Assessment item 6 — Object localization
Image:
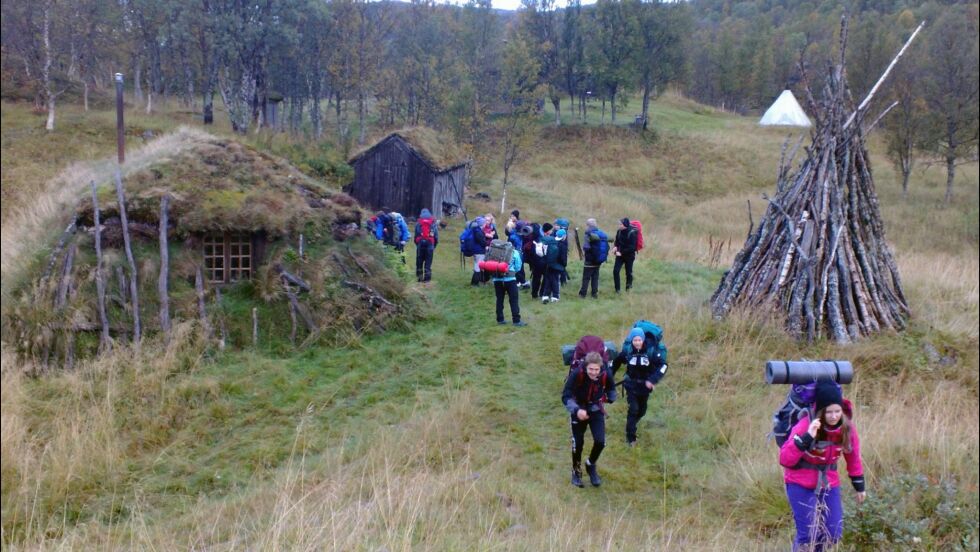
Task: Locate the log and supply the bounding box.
[114,169,141,343]
[341,280,397,310]
[54,243,76,310]
[346,245,372,276]
[91,181,111,353]
[330,252,353,277]
[158,194,171,340]
[41,216,77,286]
[274,264,311,292]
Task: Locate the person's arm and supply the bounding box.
[604,369,617,404]
[433,224,439,247]
[628,229,638,252]
[375,223,384,241]
[779,417,815,468]
[400,220,410,242]
[510,251,522,274]
[562,371,581,415]
[612,351,626,376]
[648,350,667,385]
[845,423,866,497]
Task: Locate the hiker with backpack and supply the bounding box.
[375,209,411,263]
[562,351,617,487]
[779,381,865,551]
[538,223,563,303]
[506,222,529,287]
[414,209,439,283]
[579,218,609,298]
[489,238,527,327]
[612,323,668,447]
[460,217,489,286]
[612,218,639,293]
[555,228,570,287]
[527,222,545,297]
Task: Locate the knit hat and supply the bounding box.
[628,328,645,343]
[419,208,432,219]
[621,217,631,227]
[556,228,567,239]
[542,222,554,233]
[813,381,843,413]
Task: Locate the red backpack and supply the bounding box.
[570,335,612,372]
[630,220,645,252]
[416,218,434,244]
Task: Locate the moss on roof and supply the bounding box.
[77,134,358,237]
[348,127,470,172]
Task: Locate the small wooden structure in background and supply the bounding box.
[347,128,470,218]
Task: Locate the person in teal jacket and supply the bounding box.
[493,248,527,327]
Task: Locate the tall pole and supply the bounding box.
[115,73,125,164]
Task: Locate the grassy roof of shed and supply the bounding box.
[349,127,470,172]
[77,133,358,237]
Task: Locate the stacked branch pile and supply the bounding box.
[711,18,917,343]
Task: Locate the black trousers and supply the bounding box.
[530,266,544,298]
[515,264,527,285]
[625,389,650,443]
[542,269,561,298]
[579,265,600,297]
[415,241,434,281]
[613,254,635,291]
[494,280,521,323]
[571,412,606,469]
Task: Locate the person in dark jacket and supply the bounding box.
[469,217,489,286]
[562,351,617,487]
[414,208,439,282]
[539,224,563,303]
[528,223,545,297]
[612,328,667,446]
[612,218,638,292]
[506,225,527,286]
[555,228,570,287]
[579,218,607,298]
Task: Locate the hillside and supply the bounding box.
[1,95,978,550]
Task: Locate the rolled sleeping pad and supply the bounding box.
[478,260,489,272]
[561,341,620,366]
[495,261,509,273]
[765,360,854,385]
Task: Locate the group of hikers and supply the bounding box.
[367,206,865,551]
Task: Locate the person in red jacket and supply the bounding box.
[779,382,866,551]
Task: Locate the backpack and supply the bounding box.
[562,335,618,370]
[621,320,668,365]
[383,216,400,245]
[630,220,644,252]
[416,218,434,245]
[486,239,514,264]
[770,381,850,447]
[459,222,480,256]
[534,240,548,258]
[589,229,609,264]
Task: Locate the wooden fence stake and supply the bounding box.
[195,266,212,340]
[114,169,141,344]
[252,307,258,348]
[91,181,111,352]
[158,194,171,341]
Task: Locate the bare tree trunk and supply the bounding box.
[134,62,143,102]
[83,80,90,112]
[158,194,171,340]
[91,181,111,352]
[42,4,56,131]
[357,92,367,145]
[115,170,141,343]
[641,77,652,131]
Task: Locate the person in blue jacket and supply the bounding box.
[492,246,527,327]
[375,209,410,263]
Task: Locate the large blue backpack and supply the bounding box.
[459,223,479,257]
[622,320,668,364]
[593,229,609,263]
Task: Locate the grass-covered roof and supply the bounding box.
[77,133,357,237]
[348,127,470,172]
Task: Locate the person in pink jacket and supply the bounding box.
[779,381,866,551]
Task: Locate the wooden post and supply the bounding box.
[91,181,111,352]
[215,287,227,351]
[54,243,76,310]
[195,266,212,339]
[41,217,77,285]
[251,308,258,348]
[114,169,141,343]
[298,234,304,258]
[158,194,171,340]
[573,227,584,260]
[289,298,298,346]
[115,73,125,164]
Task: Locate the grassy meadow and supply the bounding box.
[1,93,978,550]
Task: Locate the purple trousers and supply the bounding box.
[786,483,843,551]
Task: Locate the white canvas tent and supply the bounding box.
[759,90,812,127]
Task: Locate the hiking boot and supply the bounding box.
[497,320,507,325]
[585,461,601,487]
[550,297,560,303]
[541,295,551,303]
[627,440,637,449]
[578,292,587,298]
[513,321,527,327]
[571,469,585,488]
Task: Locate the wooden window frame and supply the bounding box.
[203,232,252,284]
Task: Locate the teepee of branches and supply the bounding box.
[711,17,922,343]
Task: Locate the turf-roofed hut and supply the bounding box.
[7,130,417,367]
[347,127,471,218]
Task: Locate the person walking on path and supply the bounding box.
[579,218,608,298]
[414,209,438,282]
[492,243,526,327]
[612,218,638,292]
[612,328,667,446]
[779,382,866,551]
[562,351,616,487]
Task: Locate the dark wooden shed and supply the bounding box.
[347,128,470,218]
